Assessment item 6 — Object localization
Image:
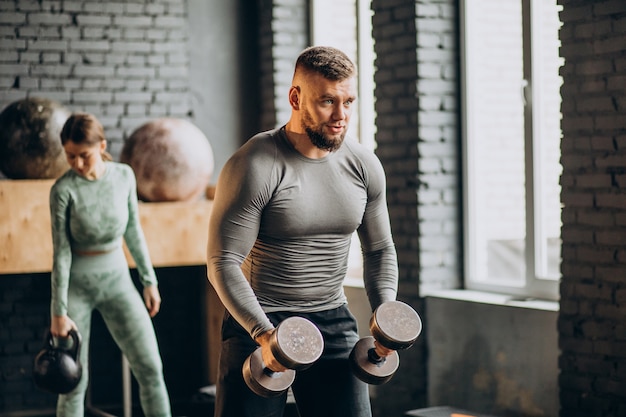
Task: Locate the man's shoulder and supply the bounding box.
[341,138,382,166]
[245,128,281,149]
[235,128,282,160]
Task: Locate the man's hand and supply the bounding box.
[373,339,394,358]
[254,329,287,372]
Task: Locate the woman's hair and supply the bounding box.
[294,45,356,81]
[60,113,112,161]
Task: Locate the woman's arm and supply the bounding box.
[122,166,158,288]
[49,182,77,336]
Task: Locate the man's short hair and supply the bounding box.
[294,46,356,81]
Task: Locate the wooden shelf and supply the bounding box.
[0,179,213,274]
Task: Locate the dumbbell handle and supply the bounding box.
[261,344,291,375]
[349,336,399,385]
[262,365,281,377]
[257,340,289,373]
[367,347,385,364]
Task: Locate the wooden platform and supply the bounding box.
[0,179,213,274]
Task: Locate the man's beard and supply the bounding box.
[302,109,345,152]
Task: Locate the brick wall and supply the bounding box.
[558,1,626,416]
[0,266,209,414]
[257,0,279,131]
[256,0,308,131]
[0,0,203,414]
[369,0,459,415]
[370,0,423,414]
[0,273,51,411]
[0,0,192,160]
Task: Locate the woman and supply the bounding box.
[49,113,171,417]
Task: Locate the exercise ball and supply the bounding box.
[0,97,71,179]
[121,118,214,202]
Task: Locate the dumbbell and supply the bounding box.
[349,300,422,385]
[242,316,324,397]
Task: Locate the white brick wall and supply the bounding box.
[0,0,192,162]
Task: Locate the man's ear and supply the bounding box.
[288,86,301,110]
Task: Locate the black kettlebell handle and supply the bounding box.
[46,328,82,360]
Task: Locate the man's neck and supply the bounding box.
[283,123,330,159]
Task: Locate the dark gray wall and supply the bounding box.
[187,0,260,178]
[427,293,559,416]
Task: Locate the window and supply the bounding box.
[309,0,376,151]
[461,0,563,301]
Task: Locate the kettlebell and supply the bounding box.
[33,329,83,394]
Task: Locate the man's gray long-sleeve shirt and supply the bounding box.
[207,127,398,340]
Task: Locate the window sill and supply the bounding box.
[422,289,559,312]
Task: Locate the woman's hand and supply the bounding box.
[51,315,77,338]
[143,285,162,317]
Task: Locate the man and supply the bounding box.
[207,45,398,417]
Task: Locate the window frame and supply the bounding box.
[309,0,376,151]
[460,0,561,301]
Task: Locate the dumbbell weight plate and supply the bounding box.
[349,336,399,385]
[370,300,422,351]
[272,316,324,370]
[243,348,296,397]
[243,316,324,397]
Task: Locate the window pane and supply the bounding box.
[533,0,563,280]
[310,0,360,140]
[464,0,562,299]
[466,0,526,286]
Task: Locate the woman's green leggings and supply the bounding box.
[56,248,171,417]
